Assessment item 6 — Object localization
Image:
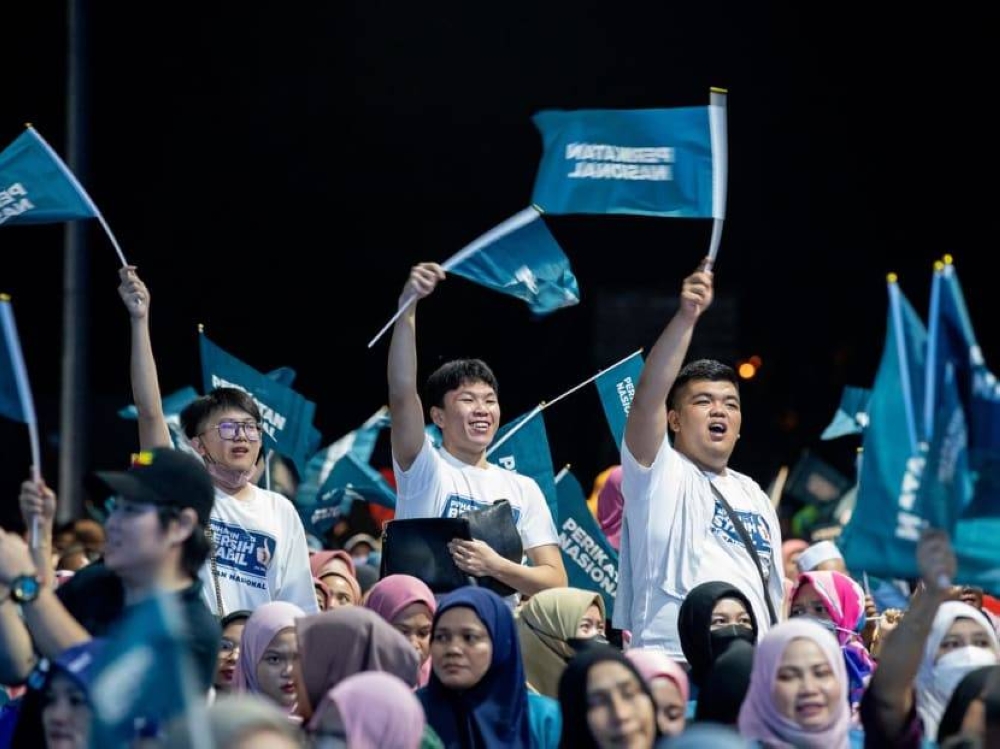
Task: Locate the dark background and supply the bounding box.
[1,4,995,531]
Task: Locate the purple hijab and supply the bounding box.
[737,617,849,749]
[310,671,426,749]
[365,574,437,687]
[233,601,305,711]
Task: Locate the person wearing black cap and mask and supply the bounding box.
[0,448,221,696]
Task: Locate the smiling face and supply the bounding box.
[431,606,493,690]
[255,628,300,708]
[667,380,741,473]
[192,407,262,473]
[431,380,500,464]
[772,638,840,730]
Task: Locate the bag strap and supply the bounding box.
[708,482,778,625]
[205,525,226,618]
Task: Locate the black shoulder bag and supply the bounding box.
[708,482,778,625]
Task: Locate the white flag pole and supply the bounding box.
[704,88,728,272]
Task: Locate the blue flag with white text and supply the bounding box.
[594,351,644,450]
[199,333,317,475]
[0,126,99,226]
[487,407,559,522]
[446,207,580,315]
[531,107,720,218]
[555,468,618,614]
[840,279,929,579]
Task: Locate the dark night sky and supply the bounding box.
[2,4,996,529]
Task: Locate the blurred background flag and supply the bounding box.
[820,386,871,440]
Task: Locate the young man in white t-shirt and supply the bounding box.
[613,258,783,659]
[117,266,318,617]
[387,262,567,600]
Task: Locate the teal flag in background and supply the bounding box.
[487,407,559,523]
[555,468,618,614]
[89,594,210,748]
[446,207,580,316]
[0,126,99,226]
[199,333,317,476]
[117,386,199,423]
[820,386,871,440]
[531,107,718,218]
[841,278,929,580]
[0,298,34,424]
[594,350,644,450]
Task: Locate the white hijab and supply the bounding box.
[914,601,999,739]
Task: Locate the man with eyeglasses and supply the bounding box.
[116,266,318,617]
[0,448,222,701]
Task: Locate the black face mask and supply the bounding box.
[567,634,611,656]
[709,625,755,660]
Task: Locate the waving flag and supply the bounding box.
[0,125,128,264]
[555,467,618,613]
[821,386,871,441]
[840,276,928,579]
[594,349,644,450]
[367,207,579,347]
[486,405,559,522]
[199,332,317,475]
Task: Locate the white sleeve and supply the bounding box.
[517,478,559,550]
[275,501,321,614]
[392,434,444,520]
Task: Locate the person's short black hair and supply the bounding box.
[220,609,253,629]
[424,359,499,411]
[180,387,262,440]
[667,358,739,410]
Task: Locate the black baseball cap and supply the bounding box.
[90,447,215,526]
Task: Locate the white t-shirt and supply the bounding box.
[200,484,320,616]
[393,435,560,602]
[612,434,783,659]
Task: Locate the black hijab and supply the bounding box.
[938,664,1000,745]
[677,581,757,687]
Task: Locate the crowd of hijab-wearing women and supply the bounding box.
[12,522,1000,749]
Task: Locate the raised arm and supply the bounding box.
[623,259,714,466]
[118,266,171,450]
[387,262,446,470]
[863,529,956,740]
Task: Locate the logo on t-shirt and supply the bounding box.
[209,519,276,579]
[709,503,773,579]
[442,494,522,525]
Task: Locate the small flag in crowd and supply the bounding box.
[594,349,644,450]
[0,124,128,265]
[487,405,559,524]
[820,386,871,440]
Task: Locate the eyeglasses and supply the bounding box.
[219,638,240,655]
[202,420,263,442]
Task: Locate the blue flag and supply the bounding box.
[89,593,210,748]
[594,350,644,450]
[932,260,1000,517]
[322,452,397,510]
[199,333,317,475]
[531,106,723,218]
[0,297,35,424]
[0,126,99,226]
[487,406,559,523]
[445,207,580,316]
[840,278,929,579]
[820,386,871,440]
[117,386,199,423]
[555,468,618,614]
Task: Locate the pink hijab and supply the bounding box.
[625,647,690,703]
[309,671,425,749]
[596,465,623,550]
[791,570,866,645]
[738,618,849,749]
[365,574,437,687]
[233,601,306,713]
[310,549,357,580]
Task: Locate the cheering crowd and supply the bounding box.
[0,257,997,748]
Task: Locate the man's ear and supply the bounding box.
[430,405,445,429]
[169,508,198,544]
[667,409,681,434]
[190,436,207,457]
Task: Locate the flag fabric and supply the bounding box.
[932,260,1000,517]
[446,207,580,315]
[820,386,871,440]
[594,350,644,450]
[554,468,618,614]
[840,278,929,579]
[89,593,210,748]
[199,332,317,475]
[321,452,397,510]
[0,126,99,227]
[530,106,721,218]
[0,297,36,425]
[486,407,559,523]
[117,386,199,424]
